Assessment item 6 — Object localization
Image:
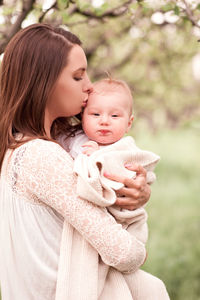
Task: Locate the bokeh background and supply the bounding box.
[0,1,200,299]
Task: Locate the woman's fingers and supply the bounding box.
[115,191,149,208]
[125,163,147,177]
[115,183,151,209]
[104,163,151,210]
[115,197,140,207]
[117,186,141,198]
[104,163,147,188]
[103,172,127,184]
[104,172,145,190]
[115,197,143,210]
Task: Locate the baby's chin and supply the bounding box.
[96,138,120,146]
[86,131,122,146]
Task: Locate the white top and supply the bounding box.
[58,130,89,158]
[0,139,146,300]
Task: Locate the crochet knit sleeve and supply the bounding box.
[13,139,146,273]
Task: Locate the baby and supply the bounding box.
[68,77,160,236]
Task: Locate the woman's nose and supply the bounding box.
[83,74,93,94]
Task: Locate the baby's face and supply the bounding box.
[82,91,133,145]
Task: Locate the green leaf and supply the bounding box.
[77,2,91,11]
[130,3,139,10]
[142,6,150,14]
[161,4,174,12]
[182,16,190,23]
[2,6,14,16]
[61,11,70,23]
[197,4,200,10]
[57,0,69,10]
[137,2,150,14]
[174,6,180,16]
[99,2,110,12]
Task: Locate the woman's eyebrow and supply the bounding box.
[73,67,86,73]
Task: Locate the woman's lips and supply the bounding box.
[82,100,88,108]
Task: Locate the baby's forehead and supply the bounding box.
[93,81,126,94]
[87,92,132,115]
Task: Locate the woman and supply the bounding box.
[0,24,168,300]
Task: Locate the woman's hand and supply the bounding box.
[104,164,151,210]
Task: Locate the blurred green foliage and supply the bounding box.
[132,126,200,300]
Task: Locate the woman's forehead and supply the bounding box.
[68,45,87,71]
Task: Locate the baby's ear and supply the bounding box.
[126,114,134,132]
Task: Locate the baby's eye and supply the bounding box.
[112,114,118,117]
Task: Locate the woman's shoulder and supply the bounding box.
[27,138,64,148]
[14,138,73,164]
[17,137,64,150]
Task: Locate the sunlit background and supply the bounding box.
[0,1,200,299]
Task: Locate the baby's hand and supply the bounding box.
[82,141,99,156]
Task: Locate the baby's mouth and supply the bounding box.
[99,130,110,135]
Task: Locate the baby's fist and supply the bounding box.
[81,141,99,156]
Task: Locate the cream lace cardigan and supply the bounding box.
[0,139,147,300]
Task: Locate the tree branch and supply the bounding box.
[0,0,36,54]
[38,1,57,23]
[84,21,133,67]
[91,45,136,80]
[72,0,135,19]
[181,0,200,28]
[85,37,109,61]
[9,0,36,36]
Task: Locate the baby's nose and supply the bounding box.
[100,115,109,125]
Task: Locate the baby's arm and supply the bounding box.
[81,141,99,156]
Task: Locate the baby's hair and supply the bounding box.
[93,74,133,115]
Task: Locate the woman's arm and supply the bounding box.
[18,139,146,273]
[104,164,151,210]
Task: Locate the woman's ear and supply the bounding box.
[126,114,134,132]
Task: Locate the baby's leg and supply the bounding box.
[124,269,170,300]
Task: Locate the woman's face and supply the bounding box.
[45,45,93,128]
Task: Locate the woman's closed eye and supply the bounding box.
[93,113,100,116]
[73,69,85,81]
[74,77,83,81]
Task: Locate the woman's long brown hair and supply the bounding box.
[0,23,82,172]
